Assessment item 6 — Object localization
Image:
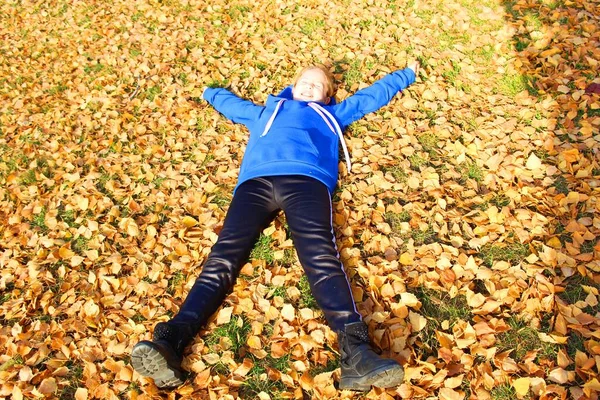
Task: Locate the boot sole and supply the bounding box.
[131,341,185,388]
[339,363,404,391]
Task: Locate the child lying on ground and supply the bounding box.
[132,60,420,391]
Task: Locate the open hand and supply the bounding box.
[407,60,420,77]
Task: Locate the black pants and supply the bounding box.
[170,175,362,332]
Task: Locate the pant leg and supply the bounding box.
[275,175,362,332]
[170,178,279,331]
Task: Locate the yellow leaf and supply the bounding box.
[70,256,84,267]
[281,303,295,321]
[513,377,530,397]
[59,245,75,259]
[38,377,57,394]
[548,368,569,384]
[119,217,139,237]
[408,311,427,332]
[400,252,413,265]
[399,292,420,307]
[247,335,262,349]
[216,307,233,325]
[546,237,562,248]
[583,379,600,396]
[181,216,198,228]
[561,148,580,163]
[407,176,420,189]
[438,387,464,400]
[444,374,464,389]
[402,97,418,110]
[525,153,542,170]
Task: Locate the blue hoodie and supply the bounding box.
[203,67,416,194]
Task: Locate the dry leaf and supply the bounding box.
[2,0,599,398]
[513,377,531,397]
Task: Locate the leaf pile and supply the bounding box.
[1,0,599,399]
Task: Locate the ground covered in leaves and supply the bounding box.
[1,0,600,399]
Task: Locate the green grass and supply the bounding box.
[0,289,11,305]
[84,63,104,75]
[459,162,484,183]
[206,79,229,88]
[239,372,286,400]
[308,354,339,376]
[565,331,586,360]
[408,153,429,171]
[439,31,470,50]
[47,83,68,95]
[95,172,113,194]
[477,45,495,61]
[414,8,434,24]
[343,59,362,89]
[131,313,146,324]
[0,355,24,372]
[228,5,251,20]
[144,85,161,101]
[442,60,461,86]
[411,225,437,246]
[266,284,288,301]
[497,73,538,97]
[57,207,77,228]
[384,210,411,234]
[300,18,324,36]
[523,12,543,30]
[383,165,408,183]
[209,191,230,208]
[490,193,511,208]
[20,168,37,185]
[411,287,470,357]
[31,207,48,233]
[559,274,600,315]
[478,242,530,267]
[58,360,84,399]
[417,132,439,154]
[580,239,596,254]
[490,383,519,400]
[297,275,318,309]
[250,233,275,263]
[71,236,89,255]
[129,47,142,57]
[552,175,569,195]
[496,316,557,362]
[279,248,297,266]
[587,106,600,118]
[205,315,252,357]
[553,222,573,246]
[167,271,186,296]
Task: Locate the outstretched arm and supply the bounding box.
[333,61,419,127]
[203,87,265,126]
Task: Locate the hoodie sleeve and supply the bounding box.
[332,68,416,127]
[203,87,265,126]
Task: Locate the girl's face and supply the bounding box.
[292,68,330,104]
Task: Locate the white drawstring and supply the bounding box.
[259,99,352,173]
[260,99,286,137]
[308,102,352,173]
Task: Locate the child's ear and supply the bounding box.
[324,97,331,105]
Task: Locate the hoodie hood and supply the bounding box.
[259,86,351,173]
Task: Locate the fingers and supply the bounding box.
[407,60,420,77]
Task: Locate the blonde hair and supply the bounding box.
[294,64,336,98]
